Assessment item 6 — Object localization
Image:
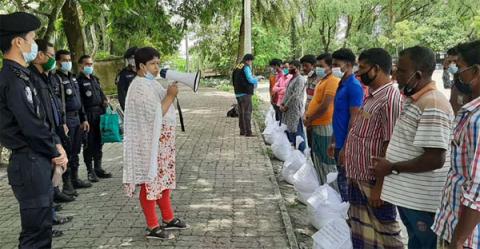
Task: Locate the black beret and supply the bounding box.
[0,12,41,37]
[124,46,138,59]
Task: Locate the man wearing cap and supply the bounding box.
[116,46,137,111]
[0,12,68,248]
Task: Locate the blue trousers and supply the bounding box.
[334,149,349,202]
[397,206,437,249]
[286,118,306,152]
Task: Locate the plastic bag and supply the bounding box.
[281,150,306,185]
[293,158,320,204]
[264,106,275,127]
[271,132,293,161]
[100,106,123,143]
[307,173,349,230]
[263,121,279,144]
[312,219,353,249]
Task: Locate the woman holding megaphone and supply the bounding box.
[122,47,188,240]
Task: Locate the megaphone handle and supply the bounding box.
[176,97,186,132]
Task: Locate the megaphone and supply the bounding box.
[160,69,200,92]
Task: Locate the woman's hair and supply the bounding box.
[134,47,160,69]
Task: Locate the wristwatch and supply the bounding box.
[391,163,400,175]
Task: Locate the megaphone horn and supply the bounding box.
[160,69,200,92]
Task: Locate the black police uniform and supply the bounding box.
[0,60,59,248]
[115,67,136,110]
[53,70,90,188]
[77,72,112,179]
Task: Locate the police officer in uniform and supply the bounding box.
[0,12,68,248]
[116,46,137,111]
[77,55,112,182]
[54,50,92,190]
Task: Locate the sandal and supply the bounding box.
[53,215,73,225]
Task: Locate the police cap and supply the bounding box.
[0,12,41,37]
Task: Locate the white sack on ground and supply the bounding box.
[281,149,306,185]
[293,157,320,204]
[312,218,353,249]
[271,131,293,161]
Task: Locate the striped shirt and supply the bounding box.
[381,82,454,213]
[344,83,403,181]
[432,97,480,248]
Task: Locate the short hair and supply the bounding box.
[456,40,480,67]
[242,54,254,62]
[269,59,282,67]
[300,54,316,65]
[134,47,160,69]
[358,48,392,74]
[124,46,138,59]
[332,48,356,65]
[290,60,301,69]
[0,32,27,53]
[78,55,91,64]
[399,46,436,76]
[55,50,71,60]
[35,39,53,53]
[316,53,332,66]
[447,46,459,56]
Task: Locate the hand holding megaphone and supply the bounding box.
[167,82,179,97]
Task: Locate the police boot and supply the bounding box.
[71,166,92,189]
[54,187,75,203]
[94,157,112,179]
[62,170,78,196]
[86,160,99,182]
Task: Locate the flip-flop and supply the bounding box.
[53,215,73,225]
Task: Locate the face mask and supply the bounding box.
[283,68,289,75]
[42,56,56,71]
[128,58,135,67]
[61,61,72,72]
[145,71,156,80]
[360,67,376,86]
[315,67,326,78]
[22,40,38,63]
[83,66,94,75]
[332,67,344,78]
[448,64,458,75]
[399,73,417,96]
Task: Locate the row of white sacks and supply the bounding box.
[262,107,353,249]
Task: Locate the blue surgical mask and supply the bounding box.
[145,71,156,80]
[283,68,289,75]
[315,67,326,78]
[448,64,458,74]
[22,41,38,63]
[332,67,344,78]
[61,61,72,72]
[83,66,94,75]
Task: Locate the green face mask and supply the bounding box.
[42,57,56,71]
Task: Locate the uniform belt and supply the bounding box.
[12,147,30,153]
[66,111,79,117]
[86,106,103,112]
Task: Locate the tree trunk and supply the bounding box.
[62,0,86,72]
[343,15,353,48]
[290,17,299,58]
[99,15,109,52]
[89,24,98,57]
[236,1,246,64]
[43,0,66,42]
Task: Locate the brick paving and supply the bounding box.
[0,86,295,249]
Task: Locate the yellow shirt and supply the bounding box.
[306,74,340,126]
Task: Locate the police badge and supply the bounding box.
[86,90,92,97]
[66,88,73,95]
[25,86,33,104]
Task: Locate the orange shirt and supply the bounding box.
[306,74,340,126]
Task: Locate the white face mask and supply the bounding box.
[332,67,344,78]
[21,40,38,63]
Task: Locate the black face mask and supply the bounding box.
[399,73,417,97]
[455,76,473,95]
[360,67,376,86]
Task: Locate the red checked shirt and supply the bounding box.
[433,97,480,248]
[344,83,403,181]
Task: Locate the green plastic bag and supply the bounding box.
[100,106,123,143]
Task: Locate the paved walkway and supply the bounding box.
[0,86,294,249]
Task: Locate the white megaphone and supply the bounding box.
[160,69,200,92]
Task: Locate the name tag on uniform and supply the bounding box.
[83,82,91,86]
[62,80,70,85]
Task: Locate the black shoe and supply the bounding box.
[95,168,112,178]
[88,171,99,182]
[53,215,73,226]
[53,203,63,212]
[162,218,189,230]
[54,189,75,203]
[52,229,63,238]
[145,227,175,240]
[245,133,256,137]
[62,180,78,196]
[72,178,92,188]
